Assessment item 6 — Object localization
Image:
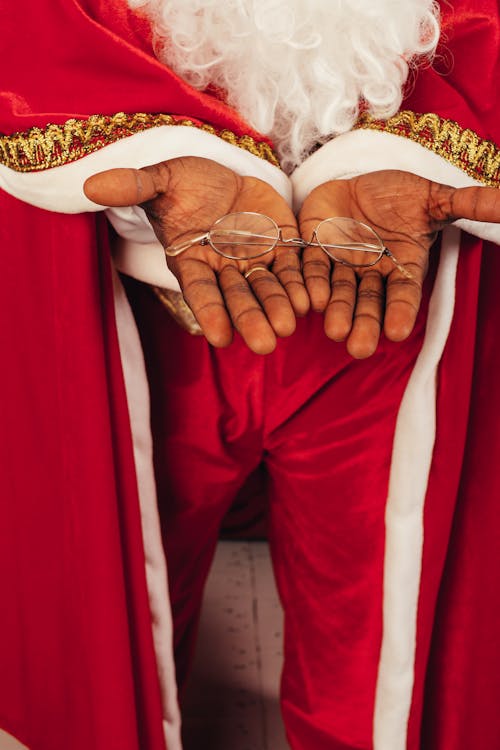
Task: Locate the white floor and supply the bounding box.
[0,732,27,750]
[182,541,289,750]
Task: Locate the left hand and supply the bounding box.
[85,157,309,354]
[299,170,500,358]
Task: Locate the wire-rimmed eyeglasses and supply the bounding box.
[165,211,413,278]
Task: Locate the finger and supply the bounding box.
[324,264,357,341]
[172,257,234,348]
[431,182,500,225]
[384,266,424,342]
[84,164,169,206]
[244,265,296,338]
[272,249,310,317]
[302,246,332,311]
[346,269,385,358]
[218,265,277,354]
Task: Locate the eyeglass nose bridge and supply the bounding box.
[279,236,307,247]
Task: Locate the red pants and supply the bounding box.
[124,242,500,750]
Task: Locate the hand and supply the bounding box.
[84,156,309,354]
[299,170,500,358]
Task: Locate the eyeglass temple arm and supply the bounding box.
[382,247,414,279]
[165,232,209,257]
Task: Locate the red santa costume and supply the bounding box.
[1,1,500,749]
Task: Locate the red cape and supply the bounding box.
[1,1,500,749]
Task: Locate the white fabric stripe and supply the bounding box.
[112,269,183,750]
[373,225,461,749]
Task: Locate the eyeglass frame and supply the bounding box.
[164,211,413,278]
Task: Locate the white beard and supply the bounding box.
[127,0,439,171]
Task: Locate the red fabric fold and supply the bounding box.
[403,1,500,141]
[0,0,263,140]
[0,199,167,750]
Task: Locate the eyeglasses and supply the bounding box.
[165,211,412,278]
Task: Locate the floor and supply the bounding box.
[0,731,27,750]
[0,541,288,750]
[182,541,288,750]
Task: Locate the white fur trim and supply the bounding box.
[373,225,460,749]
[291,129,500,244]
[112,234,182,291]
[112,269,182,750]
[0,125,289,213]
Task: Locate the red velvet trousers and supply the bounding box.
[125,262,470,750]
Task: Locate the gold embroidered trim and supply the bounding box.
[152,286,203,336]
[355,111,500,187]
[0,112,280,172]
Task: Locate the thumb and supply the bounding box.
[84,166,164,207]
[433,183,500,226]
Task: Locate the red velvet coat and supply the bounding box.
[1,2,499,749]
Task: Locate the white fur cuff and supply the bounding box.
[291,129,500,245]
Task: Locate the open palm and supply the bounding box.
[299,170,500,357]
[85,156,308,354]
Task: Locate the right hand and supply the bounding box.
[299,170,500,358]
[85,156,309,354]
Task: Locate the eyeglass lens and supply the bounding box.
[315,217,384,266]
[209,212,280,260]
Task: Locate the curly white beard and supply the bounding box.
[127,0,439,171]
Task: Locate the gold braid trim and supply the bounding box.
[0,112,280,172]
[355,111,500,188]
[151,286,203,336]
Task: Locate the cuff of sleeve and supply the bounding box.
[291,123,500,245]
[0,121,290,290]
[0,122,289,212]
